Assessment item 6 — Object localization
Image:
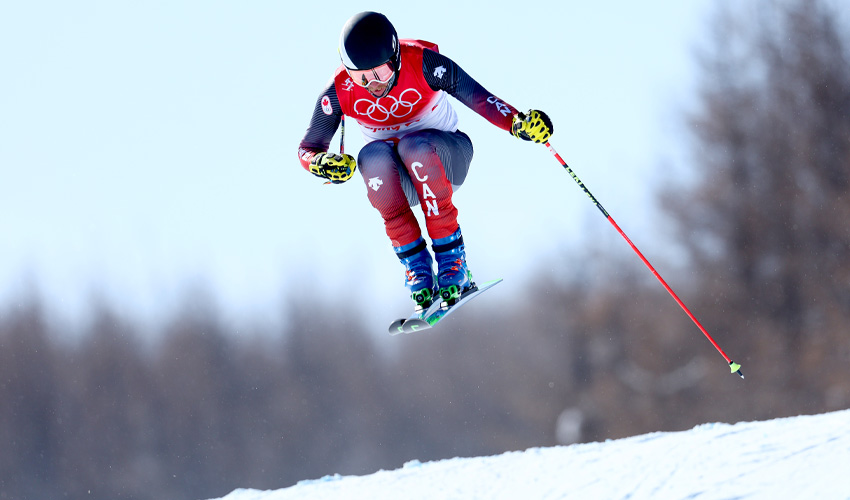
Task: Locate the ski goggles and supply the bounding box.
[346,62,395,93]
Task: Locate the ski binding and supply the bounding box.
[388,278,502,336]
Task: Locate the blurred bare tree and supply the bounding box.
[1,1,848,499]
[662,0,850,414]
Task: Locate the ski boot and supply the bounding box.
[433,227,474,305]
[394,237,437,311]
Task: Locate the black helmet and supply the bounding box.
[339,12,399,70]
[339,12,400,97]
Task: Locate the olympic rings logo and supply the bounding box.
[353,89,422,122]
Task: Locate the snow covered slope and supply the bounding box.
[212,409,850,500]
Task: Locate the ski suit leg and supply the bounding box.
[358,139,422,247]
[396,129,473,240]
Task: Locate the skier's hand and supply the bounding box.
[511,110,553,143]
[309,152,357,184]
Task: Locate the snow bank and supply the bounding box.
[211,409,850,500]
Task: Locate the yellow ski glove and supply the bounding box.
[511,110,554,143]
[309,153,357,184]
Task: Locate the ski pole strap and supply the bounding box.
[394,239,428,260]
[432,236,463,254]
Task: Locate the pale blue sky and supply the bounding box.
[0,1,714,331]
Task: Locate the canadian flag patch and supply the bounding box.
[321,95,332,115]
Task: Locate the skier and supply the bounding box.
[297,11,553,311]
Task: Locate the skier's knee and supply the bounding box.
[358,140,396,172]
[397,131,439,160]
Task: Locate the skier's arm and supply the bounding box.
[297,79,357,183]
[422,49,553,143]
[421,49,519,132]
[298,79,343,171]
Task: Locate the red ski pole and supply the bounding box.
[545,142,743,378]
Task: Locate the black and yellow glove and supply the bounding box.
[511,110,554,143]
[309,153,357,184]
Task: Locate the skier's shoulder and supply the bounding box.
[400,39,448,79]
[399,39,439,54]
[331,65,354,92]
[332,64,348,83]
